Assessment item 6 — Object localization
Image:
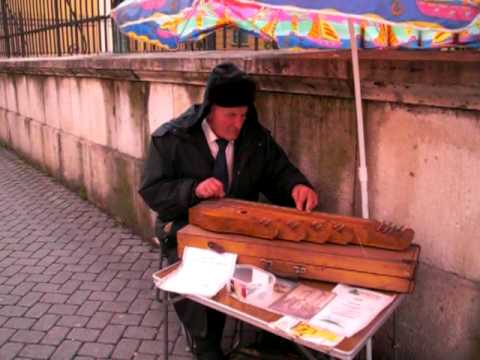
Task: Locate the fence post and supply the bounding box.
[19,12,25,57]
[1,0,10,57]
[53,0,62,56]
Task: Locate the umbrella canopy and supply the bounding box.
[111,0,480,49]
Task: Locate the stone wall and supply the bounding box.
[0,50,478,359]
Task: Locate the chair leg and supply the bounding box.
[156,243,164,303]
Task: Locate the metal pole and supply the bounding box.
[163,288,169,360]
[348,19,369,220]
[1,0,10,57]
[366,338,373,360]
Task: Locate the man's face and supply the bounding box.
[207,105,248,141]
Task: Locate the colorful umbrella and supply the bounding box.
[111,0,480,49]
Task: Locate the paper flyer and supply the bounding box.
[309,284,394,338]
[155,246,237,298]
[272,315,344,347]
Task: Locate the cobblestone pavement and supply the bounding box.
[0,147,194,360]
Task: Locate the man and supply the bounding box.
[139,63,318,360]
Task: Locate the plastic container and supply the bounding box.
[229,264,276,305]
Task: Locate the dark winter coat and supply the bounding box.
[138,102,312,249]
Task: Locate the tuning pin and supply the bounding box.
[391,224,401,232]
[288,221,299,230]
[311,221,323,231]
[387,222,396,233]
[383,222,391,233]
[381,222,391,233]
[259,218,271,226]
[376,222,385,232]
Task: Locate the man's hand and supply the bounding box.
[291,184,318,212]
[195,177,226,199]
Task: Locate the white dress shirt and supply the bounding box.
[201,119,234,189]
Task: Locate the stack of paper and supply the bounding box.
[155,246,237,298]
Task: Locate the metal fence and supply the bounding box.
[0,0,274,58]
[0,0,114,57]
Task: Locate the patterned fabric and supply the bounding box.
[111,0,480,49]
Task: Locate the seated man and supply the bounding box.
[139,62,318,360]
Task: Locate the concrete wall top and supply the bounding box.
[1,50,478,111]
[0,50,478,81]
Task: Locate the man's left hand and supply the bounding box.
[291,185,318,212]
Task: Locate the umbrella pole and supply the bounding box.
[348,19,370,220]
[348,18,373,360]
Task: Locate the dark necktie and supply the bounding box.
[213,139,229,193]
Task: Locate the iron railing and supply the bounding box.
[0,0,115,57]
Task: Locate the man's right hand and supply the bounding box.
[195,177,226,199]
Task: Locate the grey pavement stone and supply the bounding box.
[41,326,70,346]
[48,304,79,315]
[28,274,52,283]
[0,294,21,305]
[40,292,69,304]
[10,329,45,344]
[129,298,152,315]
[116,287,140,303]
[11,282,36,296]
[3,317,36,330]
[5,273,29,286]
[18,343,55,359]
[76,300,102,316]
[78,342,114,358]
[0,284,15,294]
[80,281,107,291]
[0,305,28,317]
[112,338,140,359]
[124,326,157,340]
[132,354,157,360]
[0,328,16,345]
[138,339,173,356]
[32,314,60,331]
[141,310,164,327]
[57,279,82,294]
[88,290,117,301]
[0,342,24,360]
[0,316,8,328]
[111,313,143,326]
[86,312,113,329]
[24,303,51,318]
[98,324,126,344]
[66,289,91,305]
[105,278,128,292]
[50,340,82,360]
[68,328,101,342]
[99,300,130,313]
[56,315,89,328]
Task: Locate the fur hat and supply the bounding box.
[205,63,256,107]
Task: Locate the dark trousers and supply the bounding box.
[165,247,226,354]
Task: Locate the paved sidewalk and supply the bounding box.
[0,147,194,360]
